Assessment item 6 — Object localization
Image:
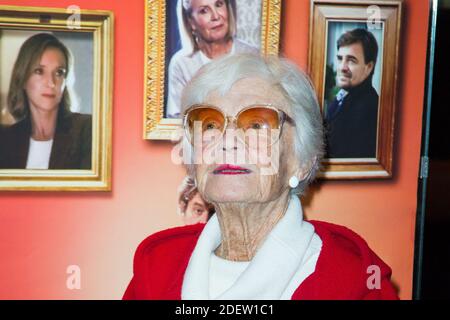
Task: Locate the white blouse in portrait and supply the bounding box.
[26,138,53,169]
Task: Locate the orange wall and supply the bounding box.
[0,0,429,299]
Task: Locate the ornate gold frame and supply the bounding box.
[309,0,403,179]
[0,5,114,191]
[143,0,282,140]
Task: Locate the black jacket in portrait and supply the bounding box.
[0,111,92,169]
[325,77,379,158]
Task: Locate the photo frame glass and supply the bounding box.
[308,0,402,179]
[323,21,384,159]
[144,0,282,139]
[0,6,113,191]
[1,29,94,127]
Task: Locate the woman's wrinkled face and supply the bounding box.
[188,0,229,43]
[193,78,301,205]
[25,48,67,114]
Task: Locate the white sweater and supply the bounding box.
[182,196,323,300]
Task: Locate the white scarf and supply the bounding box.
[182,195,322,300]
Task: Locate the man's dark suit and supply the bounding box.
[325,77,379,158]
[0,111,92,169]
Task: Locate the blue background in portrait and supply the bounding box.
[164,0,182,118]
[54,31,94,115]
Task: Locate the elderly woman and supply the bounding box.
[0,33,91,170]
[166,0,257,118]
[178,176,215,225]
[124,54,398,300]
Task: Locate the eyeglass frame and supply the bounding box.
[182,103,296,146]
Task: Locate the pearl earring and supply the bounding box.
[289,176,299,188]
[192,31,199,43]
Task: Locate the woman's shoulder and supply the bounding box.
[68,112,92,123]
[169,50,200,68]
[309,220,381,262]
[0,118,29,137]
[60,112,92,132]
[308,219,395,285]
[133,224,205,261]
[309,220,395,286]
[296,220,398,299]
[234,38,259,54]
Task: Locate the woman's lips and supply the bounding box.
[42,93,56,98]
[211,24,224,30]
[213,164,252,175]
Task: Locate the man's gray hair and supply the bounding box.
[180,53,325,195]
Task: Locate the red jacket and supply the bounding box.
[123,220,399,300]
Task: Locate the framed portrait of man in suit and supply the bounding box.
[0,5,113,191]
[309,0,403,179]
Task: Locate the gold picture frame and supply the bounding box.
[309,0,402,179]
[0,5,114,191]
[143,0,282,140]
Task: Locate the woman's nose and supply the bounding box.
[221,131,238,151]
[210,8,219,20]
[221,122,244,151]
[45,75,56,88]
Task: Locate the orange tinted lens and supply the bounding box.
[186,107,225,137]
[237,107,280,131]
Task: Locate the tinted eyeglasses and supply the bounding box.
[183,104,295,146]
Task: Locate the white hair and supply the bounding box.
[180,53,325,195]
[182,0,191,10]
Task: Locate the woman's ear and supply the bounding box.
[178,201,187,215]
[188,17,197,32]
[295,156,319,183]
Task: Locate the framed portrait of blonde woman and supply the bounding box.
[0,5,113,191]
[308,0,403,179]
[144,0,282,140]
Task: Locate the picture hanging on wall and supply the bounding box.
[309,0,403,179]
[0,5,114,191]
[143,0,282,140]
